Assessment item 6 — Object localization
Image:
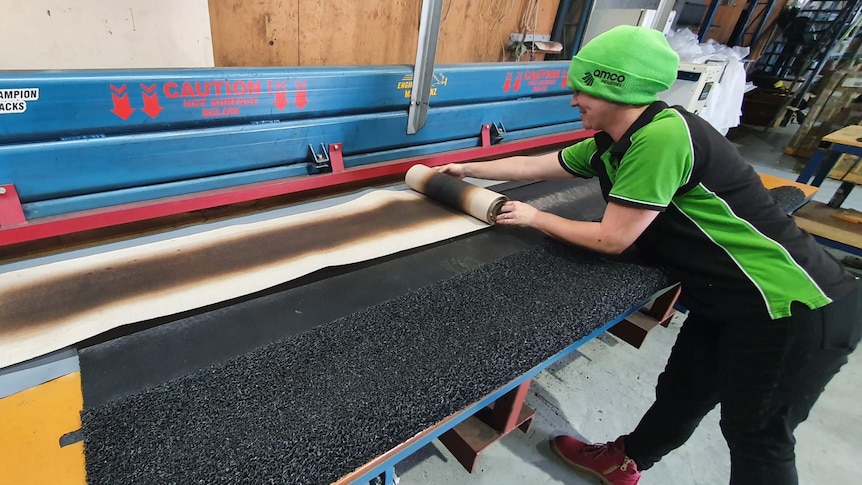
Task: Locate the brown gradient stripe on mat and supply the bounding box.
[1,182,503,369]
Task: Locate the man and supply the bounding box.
[437,25,862,485]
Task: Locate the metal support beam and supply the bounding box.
[751,0,780,48]
[654,0,675,34]
[698,0,721,42]
[573,0,596,55]
[729,0,762,46]
[407,0,444,135]
[551,0,575,56]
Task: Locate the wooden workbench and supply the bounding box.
[794,200,862,255]
[797,125,862,192]
[821,125,862,146]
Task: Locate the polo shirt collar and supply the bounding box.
[594,101,668,157]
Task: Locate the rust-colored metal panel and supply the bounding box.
[439,380,535,472]
[610,284,680,348]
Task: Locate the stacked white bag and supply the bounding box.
[666,28,754,136]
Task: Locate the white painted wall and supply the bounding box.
[0,1,214,69]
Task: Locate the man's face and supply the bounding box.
[570,91,615,131]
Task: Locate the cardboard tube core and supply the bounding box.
[405,165,508,224]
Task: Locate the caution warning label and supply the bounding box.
[0,88,40,114]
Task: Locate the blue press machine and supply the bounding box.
[0,62,602,485]
[0,62,587,246]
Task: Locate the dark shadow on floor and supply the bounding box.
[727,124,807,172]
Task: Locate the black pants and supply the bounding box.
[625,280,862,485]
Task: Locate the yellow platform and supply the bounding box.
[0,373,86,485]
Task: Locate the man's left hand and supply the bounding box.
[496,200,539,227]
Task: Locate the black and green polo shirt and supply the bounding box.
[559,101,856,320]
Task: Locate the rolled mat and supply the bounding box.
[405,164,507,224]
[0,168,502,369]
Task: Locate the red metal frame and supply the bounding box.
[480,124,492,147]
[0,185,26,228]
[329,143,345,173]
[0,129,594,247]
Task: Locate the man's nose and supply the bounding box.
[570,93,579,107]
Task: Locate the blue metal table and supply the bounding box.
[796,124,862,200]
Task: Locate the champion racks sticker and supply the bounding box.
[0,88,39,115]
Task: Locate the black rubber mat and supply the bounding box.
[769,185,807,214]
[78,179,606,408]
[79,179,672,483]
[81,239,671,484]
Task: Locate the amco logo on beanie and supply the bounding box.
[593,69,626,87]
[568,26,679,105]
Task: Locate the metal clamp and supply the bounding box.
[490,122,506,143]
[306,143,332,175]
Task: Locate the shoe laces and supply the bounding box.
[584,441,634,474]
[619,456,634,472]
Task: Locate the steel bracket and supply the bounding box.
[306,143,330,174]
[480,122,507,147]
[306,143,345,175]
[491,122,506,143]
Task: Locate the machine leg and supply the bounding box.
[797,149,826,184]
[439,380,534,473]
[644,284,682,327]
[369,467,398,485]
[609,284,681,348]
[812,150,841,187]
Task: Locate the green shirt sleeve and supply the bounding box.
[609,117,694,211]
[559,138,599,178]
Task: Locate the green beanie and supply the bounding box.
[568,26,679,105]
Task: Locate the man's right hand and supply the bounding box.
[434,163,467,179]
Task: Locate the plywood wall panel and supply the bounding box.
[438,0,512,63]
[209,0,300,66]
[437,0,560,63]
[209,0,559,66]
[298,0,422,65]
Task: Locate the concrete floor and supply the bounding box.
[395,124,862,484]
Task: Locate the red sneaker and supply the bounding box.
[550,435,641,485]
